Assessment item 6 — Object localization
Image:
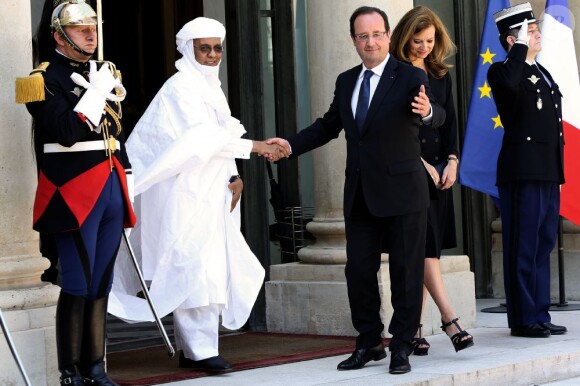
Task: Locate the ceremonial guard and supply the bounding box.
[488,2,567,338]
[16,1,135,385]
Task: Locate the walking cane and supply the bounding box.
[0,308,32,386]
[122,231,175,357]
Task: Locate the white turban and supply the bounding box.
[176,17,226,54]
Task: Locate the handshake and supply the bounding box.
[252,138,291,162]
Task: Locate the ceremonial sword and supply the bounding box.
[0,307,32,386]
[95,0,174,357]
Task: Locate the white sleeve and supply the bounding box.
[218,137,253,159]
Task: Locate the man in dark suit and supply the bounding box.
[488,2,567,338]
[267,6,445,374]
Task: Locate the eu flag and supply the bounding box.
[459,0,510,198]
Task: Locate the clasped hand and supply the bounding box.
[422,158,457,190]
[252,140,290,161]
[264,138,291,162]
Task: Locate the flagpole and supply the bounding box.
[550,216,580,311]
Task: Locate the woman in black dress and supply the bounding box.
[390,5,473,355]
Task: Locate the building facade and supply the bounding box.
[1,0,579,384]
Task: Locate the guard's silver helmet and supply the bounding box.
[51,0,97,28]
[51,0,97,56]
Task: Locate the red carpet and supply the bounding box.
[108,332,389,385]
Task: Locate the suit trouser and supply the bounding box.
[499,181,559,328]
[174,304,220,360]
[345,189,426,353]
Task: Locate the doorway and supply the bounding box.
[101,0,203,134]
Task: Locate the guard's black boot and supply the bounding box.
[56,292,86,386]
[81,296,119,386]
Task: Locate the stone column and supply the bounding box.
[0,1,60,385]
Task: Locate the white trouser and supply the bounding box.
[173,304,220,360]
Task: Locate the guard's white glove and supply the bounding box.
[71,61,126,126]
[516,18,529,45]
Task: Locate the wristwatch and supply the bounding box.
[229,175,241,183]
[447,156,459,165]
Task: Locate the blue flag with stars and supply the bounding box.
[459,0,510,198]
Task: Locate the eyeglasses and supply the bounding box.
[354,31,387,42]
[193,44,224,54]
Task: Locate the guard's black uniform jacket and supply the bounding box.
[26,52,136,233]
[488,43,565,186]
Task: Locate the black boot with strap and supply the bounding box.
[81,296,119,386]
[56,292,86,386]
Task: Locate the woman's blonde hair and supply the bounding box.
[390,6,457,79]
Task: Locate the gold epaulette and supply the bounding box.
[15,62,50,104]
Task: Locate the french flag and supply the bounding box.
[537,0,580,226]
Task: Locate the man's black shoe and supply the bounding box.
[389,350,411,374]
[510,323,550,338]
[540,322,567,335]
[179,352,232,372]
[336,342,386,370]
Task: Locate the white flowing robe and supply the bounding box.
[109,67,265,330]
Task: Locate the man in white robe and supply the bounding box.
[108,17,285,372]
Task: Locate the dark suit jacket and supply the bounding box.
[288,57,445,218]
[488,43,565,186]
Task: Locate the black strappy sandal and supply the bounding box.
[441,317,474,352]
[411,324,430,356]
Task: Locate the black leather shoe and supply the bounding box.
[337,342,386,370]
[540,322,567,335]
[389,350,411,374]
[179,352,232,372]
[511,323,550,338]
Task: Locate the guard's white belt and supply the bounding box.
[43,140,120,153]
